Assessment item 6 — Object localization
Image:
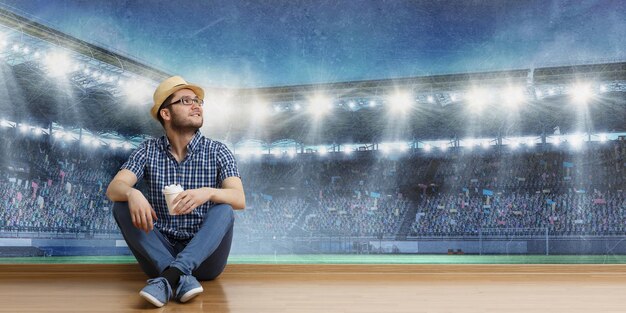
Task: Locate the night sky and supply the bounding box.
[0,0,624,88]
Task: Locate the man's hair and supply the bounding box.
[157,93,176,127]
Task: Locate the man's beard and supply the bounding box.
[170,110,203,132]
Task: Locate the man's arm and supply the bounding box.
[106,169,138,202]
[172,177,246,215]
[106,169,157,233]
[210,176,246,210]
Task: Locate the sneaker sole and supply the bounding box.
[179,286,204,303]
[139,290,166,307]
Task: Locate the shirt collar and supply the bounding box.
[187,130,203,153]
[158,130,203,153]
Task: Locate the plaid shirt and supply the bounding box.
[121,130,240,241]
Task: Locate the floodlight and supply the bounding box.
[369,100,376,107]
[319,147,328,155]
[571,83,593,104]
[427,96,434,103]
[569,134,584,149]
[388,91,412,112]
[424,144,431,152]
[308,95,332,117]
[44,51,73,77]
[503,86,525,107]
[466,88,489,111]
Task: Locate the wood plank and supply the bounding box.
[0,264,625,312]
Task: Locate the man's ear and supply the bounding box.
[160,108,171,122]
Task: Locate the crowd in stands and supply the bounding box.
[0,125,624,239]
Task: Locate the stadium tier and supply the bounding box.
[1,124,624,240]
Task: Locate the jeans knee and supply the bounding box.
[212,204,234,225]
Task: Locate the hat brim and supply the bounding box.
[151,84,205,120]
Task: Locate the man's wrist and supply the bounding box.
[203,187,213,202]
[125,188,136,199]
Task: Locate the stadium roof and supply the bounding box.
[0,8,624,147]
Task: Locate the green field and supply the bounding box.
[2,254,626,264]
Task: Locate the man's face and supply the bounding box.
[166,88,203,131]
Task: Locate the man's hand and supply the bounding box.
[127,188,157,233]
[173,188,212,215]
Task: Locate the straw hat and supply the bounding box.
[151,76,204,120]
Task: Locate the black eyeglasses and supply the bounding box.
[167,96,204,107]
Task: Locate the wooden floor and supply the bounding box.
[1,263,626,312]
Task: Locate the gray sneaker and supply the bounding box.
[139,277,172,307]
[175,275,204,303]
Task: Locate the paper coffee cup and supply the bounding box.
[163,191,181,215]
[163,184,184,215]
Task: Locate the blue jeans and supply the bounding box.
[112,202,234,281]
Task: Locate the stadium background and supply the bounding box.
[0,2,624,263]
